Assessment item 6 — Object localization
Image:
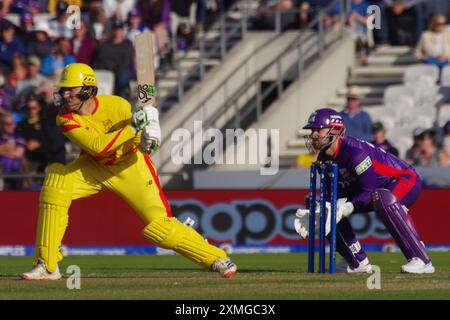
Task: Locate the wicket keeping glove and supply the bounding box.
[294,198,354,238]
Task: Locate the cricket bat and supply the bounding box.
[134,30,156,109]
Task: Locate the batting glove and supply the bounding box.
[133,104,159,130]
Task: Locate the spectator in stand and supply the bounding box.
[126,9,159,67]
[253,0,296,30]
[0,22,27,73]
[405,127,425,165]
[196,0,208,32]
[28,21,54,59]
[11,0,41,14]
[70,20,97,65]
[16,55,50,97]
[16,94,66,188]
[0,113,26,190]
[93,19,135,98]
[340,86,373,141]
[0,0,13,14]
[7,54,28,98]
[414,15,450,75]
[89,5,112,44]
[330,0,371,64]
[438,120,450,167]
[49,1,74,39]
[0,69,10,116]
[41,37,76,79]
[171,0,196,52]
[423,0,450,25]
[17,95,48,173]
[103,0,136,21]
[17,10,35,44]
[17,93,65,164]
[380,0,426,46]
[138,0,171,65]
[371,121,399,156]
[126,8,151,42]
[408,129,445,167]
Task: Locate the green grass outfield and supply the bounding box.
[1,252,449,299]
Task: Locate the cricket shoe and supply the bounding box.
[211,258,237,278]
[336,258,372,273]
[401,257,435,274]
[21,259,62,280]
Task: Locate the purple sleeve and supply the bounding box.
[349,152,377,211]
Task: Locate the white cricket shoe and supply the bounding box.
[21,259,62,280]
[337,257,372,273]
[211,257,237,278]
[401,257,435,274]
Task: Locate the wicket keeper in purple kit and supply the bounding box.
[294,108,435,274]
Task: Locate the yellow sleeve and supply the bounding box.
[64,126,136,157]
[57,109,135,157]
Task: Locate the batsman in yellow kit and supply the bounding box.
[21,63,237,280]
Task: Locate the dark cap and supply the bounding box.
[20,11,34,24]
[412,127,426,138]
[112,19,125,29]
[128,8,141,19]
[444,120,450,132]
[372,121,384,133]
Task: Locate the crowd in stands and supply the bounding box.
[1,0,450,190]
[253,1,450,62]
[0,0,237,190]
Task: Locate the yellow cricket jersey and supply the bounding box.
[56,95,137,165]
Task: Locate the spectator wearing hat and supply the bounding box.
[70,20,97,65]
[93,19,135,98]
[41,37,76,79]
[0,112,26,190]
[371,121,399,156]
[28,21,54,59]
[126,8,160,69]
[48,1,74,39]
[11,0,41,14]
[340,86,373,141]
[0,22,27,73]
[16,55,50,97]
[17,10,35,43]
[126,8,151,42]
